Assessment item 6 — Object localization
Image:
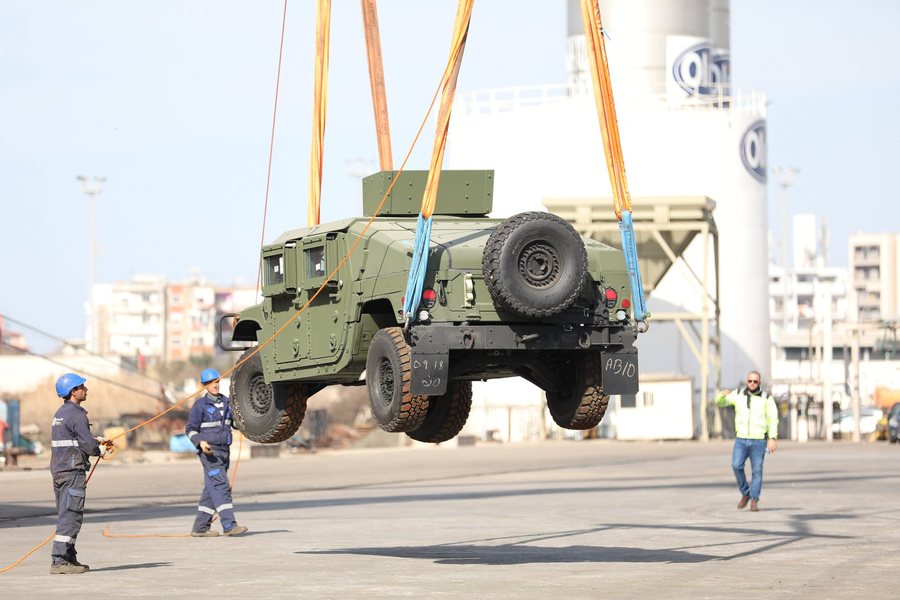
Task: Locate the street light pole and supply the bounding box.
[772,166,799,332]
[77,175,105,353]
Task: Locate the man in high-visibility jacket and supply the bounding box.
[716,370,779,512]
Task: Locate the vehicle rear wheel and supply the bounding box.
[230,348,308,443]
[482,211,587,319]
[407,381,473,444]
[366,327,430,433]
[546,351,610,430]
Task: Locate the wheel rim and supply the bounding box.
[518,241,561,289]
[248,373,273,416]
[376,357,394,405]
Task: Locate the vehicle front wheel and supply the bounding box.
[407,381,473,444]
[366,328,430,433]
[546,351,610,430]
[230,349,308,443]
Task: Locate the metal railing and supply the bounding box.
[456,82,767,117]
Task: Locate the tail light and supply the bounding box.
[603,287,618,308]
[422,288,437,309]
[621,298,631,309]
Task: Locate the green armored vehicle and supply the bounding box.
[225,170,639,444]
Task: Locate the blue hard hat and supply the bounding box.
[56,373,87,398]
[200,368,221,384]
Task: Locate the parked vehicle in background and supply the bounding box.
[886,403,900,443]
[831,407,883,438]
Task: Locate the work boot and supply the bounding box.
[50,559,88,575]
[750,499,760,512]
[223,525,248,537]
[191,530,221,537]
[737,495,750,509]
[67,556,90,571]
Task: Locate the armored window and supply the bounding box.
[264,255,284,286]
[306,247,326,278]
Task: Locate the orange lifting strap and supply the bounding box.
[308,0,331,226]
[420,0,473,220]
[579,0,632,221]
[361,0,393,171]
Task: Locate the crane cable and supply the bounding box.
[256,0,291,294]
[402,0,473,323]
[1,6,466,572]
[307,0,331,227]
[579,0,649,325]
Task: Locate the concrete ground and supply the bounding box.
[1,440,898,598]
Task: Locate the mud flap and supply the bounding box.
[601,349,639,395]
[409,352,449,396]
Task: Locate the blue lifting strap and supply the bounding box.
[402,214,433,323]
[617,210,649,322]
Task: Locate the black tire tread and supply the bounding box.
[407,381,473,444]
[230,348,308,443]
[368,328,429,433]
[547,352,610,430]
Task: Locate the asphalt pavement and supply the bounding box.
[1,440,899,598]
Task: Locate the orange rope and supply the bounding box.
[0,534,53,574]
[308,0,331,227]
[579,0,631,221]
[257,0,290,294]
[102,528,190,539]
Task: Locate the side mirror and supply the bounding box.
[216,313,253,352]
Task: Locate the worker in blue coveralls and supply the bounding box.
[186,368,247,537]
[49,373,113,574]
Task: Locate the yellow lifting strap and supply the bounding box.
[361,0,393,171]
[308,0,331,227]
[579,0,631,221]
[419,0,473,219]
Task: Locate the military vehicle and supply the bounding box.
[224,170,639,445]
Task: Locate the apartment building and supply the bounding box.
[848,233,899,322]
[91,275,166,359]
[165,279,216,363]
[89,276,257,364]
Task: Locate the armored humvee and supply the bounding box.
[225,170,639,445]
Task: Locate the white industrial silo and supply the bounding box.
[446,0,769,440]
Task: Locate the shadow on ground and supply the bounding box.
[89,562,172,572]
[297,516,856,565]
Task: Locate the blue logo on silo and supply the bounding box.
[740,121,767,183]
[672,43,731,97]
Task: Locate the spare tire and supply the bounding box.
[482,212,587,319]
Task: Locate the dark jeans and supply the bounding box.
[51,470,86,561]
[731,438,767,500]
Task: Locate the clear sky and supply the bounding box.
[1,0,898,353]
